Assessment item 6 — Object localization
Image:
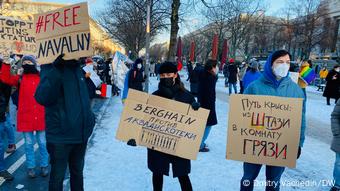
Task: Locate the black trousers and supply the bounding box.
[47,143,87,191]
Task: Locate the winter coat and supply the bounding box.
[16,74,45,132]
[128,69,144,91]
[331,100,340,153]
[83,69,97,99]
[0,63,19,122]
[319,69,328,79]
[228,64,238,83]
[34,62,96,144]
[223,64,229,77]
[244,53,307,147]
[198,70,218,126]
[148,85,195,177]
[242,70,262,90]
[323,70,340,99]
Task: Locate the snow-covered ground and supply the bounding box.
[84,74,336,191]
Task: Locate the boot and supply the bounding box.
[0,170,14,181]
[40,167,49,177]
[27,168,36,179]
[6,144,16,154]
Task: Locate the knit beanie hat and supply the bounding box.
[21,55,37,65]
[159,61,178,74]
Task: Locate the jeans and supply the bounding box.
[240,162,285,191]
[229,82,237,95]
[3,114,15,145]
[200,126,212,149]
[0,122,5,172]
[23,131,49,169]
[334,153,340,188]
[47,143,87,191]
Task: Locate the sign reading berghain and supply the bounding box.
[33,2,93,64]
[0,16,36,59]
[226,94,303,168]
[116,89,210,160]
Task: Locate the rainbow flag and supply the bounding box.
[300,67,316,84]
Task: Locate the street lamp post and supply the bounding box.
[144,0,151,93]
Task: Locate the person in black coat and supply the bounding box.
[128,58,145,91]
[186,61,193,81]
[197,59,218,152]
[324,65,340,105]
[189,63,203,96]
[146,61,199,191]
[35,54,95,191]
[228,58,238,95]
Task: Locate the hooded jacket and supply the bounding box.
[244,53,307,147]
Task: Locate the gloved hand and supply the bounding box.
[53,54,65,69]
[297,146,301,159]
[127,139,137,147]
[191,101,200,111]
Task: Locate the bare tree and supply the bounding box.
[97,0,170,59]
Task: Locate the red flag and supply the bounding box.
[189,41,195,62]
[220,39,228,69]
[211,34,219,60]
[176,37,183,71]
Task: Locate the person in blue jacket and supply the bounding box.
[240,50,306,191]
[242,60,262,91]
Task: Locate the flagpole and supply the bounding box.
[144,0,151,93]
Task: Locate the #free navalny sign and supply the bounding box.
[34,2,93,64]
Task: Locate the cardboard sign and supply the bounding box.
[34,2,93,64]
[0,16,36,60]
[226,94,303,168]
[116,89,210,160]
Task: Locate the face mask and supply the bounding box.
[272,64,289,78]
[137,64,142,69]
[335,68,340,72]
[160,77,175,87]
[22,64,38,74]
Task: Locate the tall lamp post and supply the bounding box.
[144,0,151,93]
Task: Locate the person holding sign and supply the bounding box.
[240,50,306,191]
[34,54,95,191]
[146,61,199,191]
[197,59,218,152]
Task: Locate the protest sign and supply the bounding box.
[112,51,131,89]
[0,16,36,61]
[82,65,102,87]
[226,94,303,168]
[116,89,210,160]
[34,2,93,64]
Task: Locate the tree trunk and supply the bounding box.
[167,0,180,62]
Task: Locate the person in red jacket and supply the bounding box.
[6,55,49,178]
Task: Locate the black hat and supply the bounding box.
[270,50,291,65]
[159,61,178,74]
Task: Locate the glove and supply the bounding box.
[53,54,65,69]
[191,101,200,111]
[127,139,137,147]
[297,146,301,159]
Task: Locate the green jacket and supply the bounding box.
[35,63,95,144]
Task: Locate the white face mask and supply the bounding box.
[137,64,142,69]
[272,64,289,78]
[335,68,340,72]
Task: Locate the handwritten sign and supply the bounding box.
[226,94,303,168]
[0,16,36,61]
[116,89,209,160]
[34,2,93,64]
